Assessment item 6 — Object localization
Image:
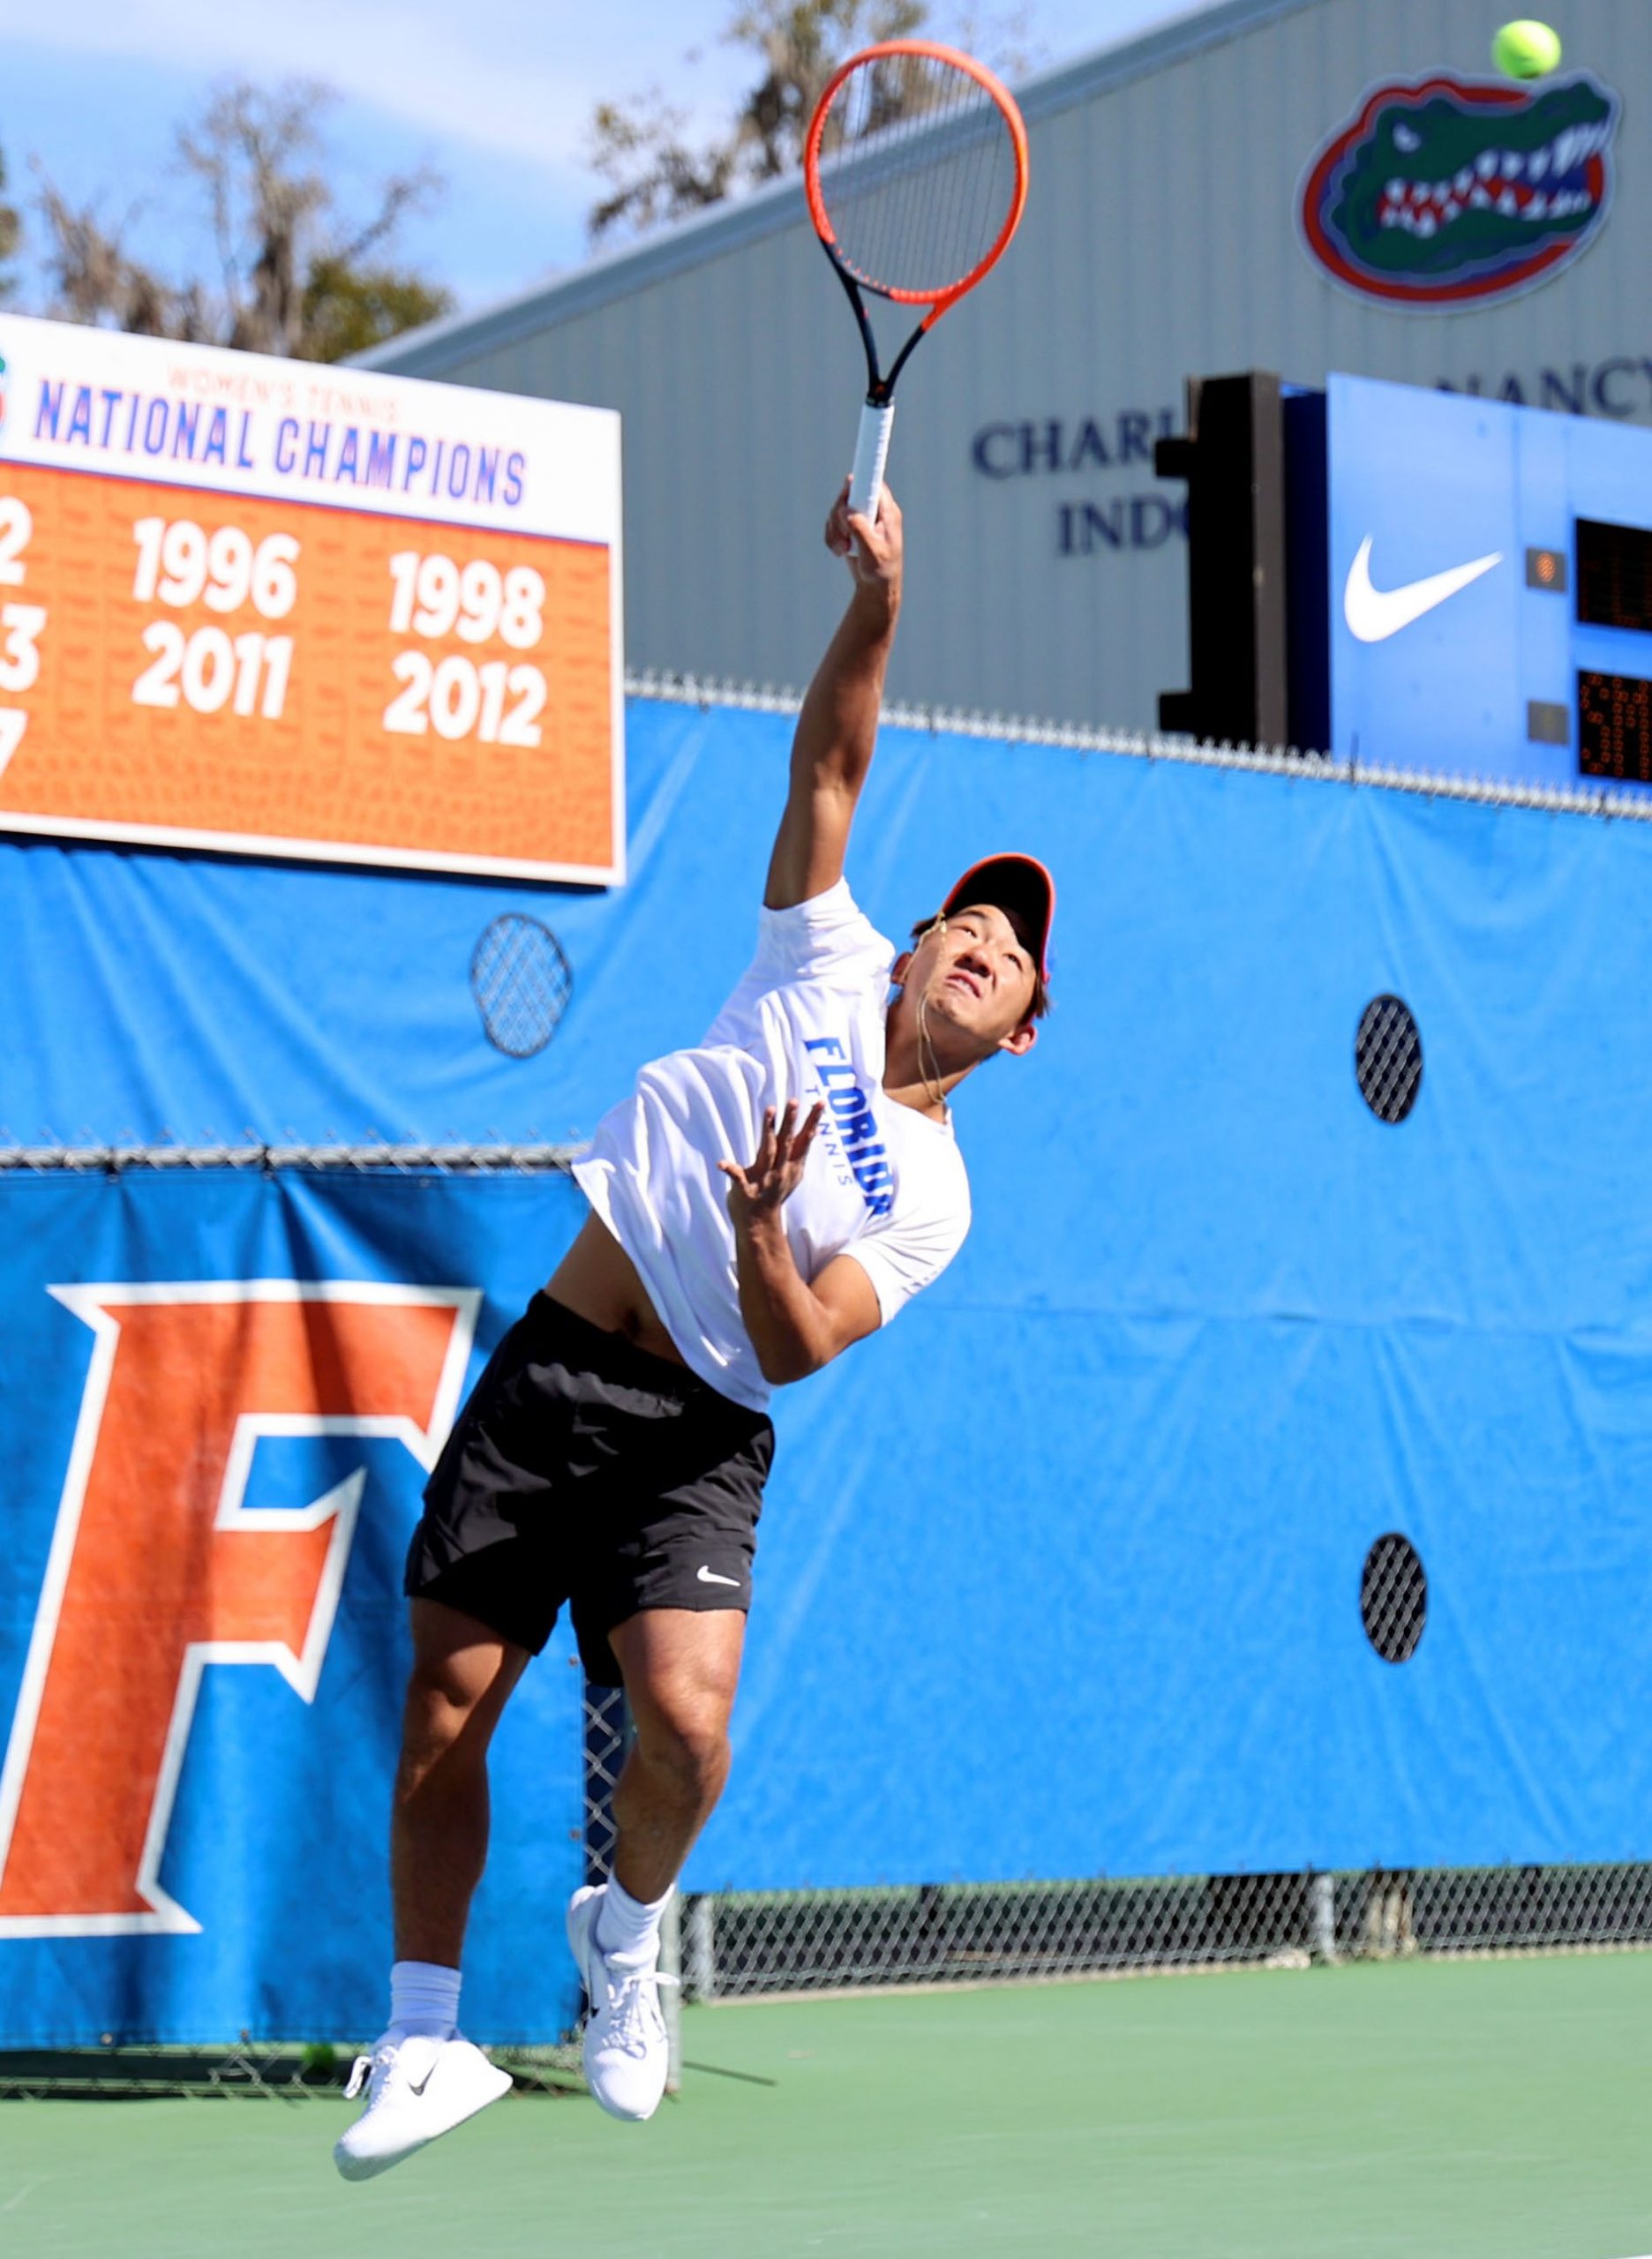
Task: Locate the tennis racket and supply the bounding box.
[804,41,1030,525]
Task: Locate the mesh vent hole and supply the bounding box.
[471,916,573,1059]
[1355,995,1423,1122]
[1361,1532,1428,1663]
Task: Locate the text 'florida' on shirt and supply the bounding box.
[572,880,972,1411]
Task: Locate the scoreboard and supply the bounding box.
[1323,374,1652,799]
[0,314,623,883]
[1575,519,1652,783]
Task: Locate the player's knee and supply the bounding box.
[397,1653,488,1778]
[641,1707,731,1808]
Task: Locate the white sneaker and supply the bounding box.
[333,2030,512,2180]
[567,1883,677,2121]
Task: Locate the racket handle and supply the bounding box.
[848,400,896,525]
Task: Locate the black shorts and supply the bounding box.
[404,1292,774,1685]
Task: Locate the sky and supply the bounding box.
[0,0,1198,322]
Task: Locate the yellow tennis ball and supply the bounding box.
[1492,19,1562,78]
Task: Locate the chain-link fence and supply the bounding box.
[625,669,1652,825]
[0,1139,580,1173]
[3,1141,1648,2073]
[675,1495,1646,1998]
[679,1863,1652,2000]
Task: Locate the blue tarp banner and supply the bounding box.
[695,755,1652,1888]
[4,697,1652,1934]
[0,1167,587,2046]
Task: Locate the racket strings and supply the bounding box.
[815,57,1019,300]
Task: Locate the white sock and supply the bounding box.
[389,1958,461,2040]
[596,1877,672,1963]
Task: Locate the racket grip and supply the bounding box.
[848,401,896,525]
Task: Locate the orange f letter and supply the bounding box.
[0,1282,477,1935]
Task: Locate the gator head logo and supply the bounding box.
[1299,73,1619,307]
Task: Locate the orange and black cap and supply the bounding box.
[941,853,1055,987]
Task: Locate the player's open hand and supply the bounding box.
[719,1099,825,1228]
[825,479,903,604]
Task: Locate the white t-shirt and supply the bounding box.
[572,880,972,1411]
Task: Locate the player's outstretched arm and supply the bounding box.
[762,482,903,912]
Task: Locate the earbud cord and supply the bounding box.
[914,913,949,1111]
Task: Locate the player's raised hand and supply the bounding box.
[719,1099,825,1226]
[825,478,903,603]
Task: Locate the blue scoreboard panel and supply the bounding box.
[1320,374,1652,794]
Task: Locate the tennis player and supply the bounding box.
[335,481,1054,2178]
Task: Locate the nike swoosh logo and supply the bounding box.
[1343,536,1503,643]
[696,1565,741,1587]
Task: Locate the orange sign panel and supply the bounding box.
[0,464,616,878]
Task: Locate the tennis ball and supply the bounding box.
[1491,19,1563,78]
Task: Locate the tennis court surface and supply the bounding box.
[7,1951,1651,2258]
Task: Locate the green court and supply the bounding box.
[7,1954,1651,2258]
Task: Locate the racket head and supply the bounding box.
[804,41,1029,324]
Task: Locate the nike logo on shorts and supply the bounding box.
[696,1565,741,1587]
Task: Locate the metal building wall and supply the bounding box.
[369,0,1652,732]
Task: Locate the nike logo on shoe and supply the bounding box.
[334,2034,511,2181]
[1343,536,1503,643]
[696,1565,741,1587]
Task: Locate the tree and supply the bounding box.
[299,257,453,364]
[0,145,20,303]
[34,79,451,361]
[589,0,1035,243]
